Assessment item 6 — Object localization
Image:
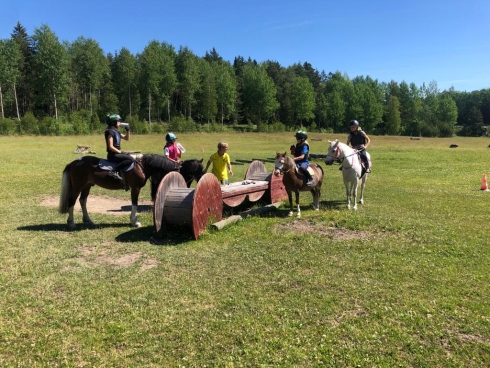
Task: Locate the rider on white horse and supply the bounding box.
[346,119,371,174]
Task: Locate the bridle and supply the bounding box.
[327,145,362,169]
[274,156,292,174]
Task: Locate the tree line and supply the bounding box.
[0,22,489,137]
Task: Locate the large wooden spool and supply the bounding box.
[153,172,222,239]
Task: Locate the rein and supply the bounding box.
[327,145,363,168]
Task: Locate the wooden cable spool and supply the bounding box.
[153,172,222,239]
[246,160,288,204]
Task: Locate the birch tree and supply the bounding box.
[32,25,69,120]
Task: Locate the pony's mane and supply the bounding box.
[141,154,176,171]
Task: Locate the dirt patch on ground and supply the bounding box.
[77,246,159,270]
[275,220,373,241]
[41,195,153,216]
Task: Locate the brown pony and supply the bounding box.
[59,154,182,229]
[274,152,324,217]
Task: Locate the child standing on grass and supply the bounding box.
[204,141,233,185]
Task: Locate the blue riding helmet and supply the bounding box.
[165,132,177,142]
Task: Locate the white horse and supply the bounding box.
[324,140,369,210]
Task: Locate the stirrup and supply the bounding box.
[109,170,123,181]
[306,179,314,187]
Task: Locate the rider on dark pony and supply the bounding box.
[105,113,133,182]
[293,130,314,186]
[346,119,371,173]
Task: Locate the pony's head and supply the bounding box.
[180,159,205,188]
[274,152,295,176]
[324,139,341,166]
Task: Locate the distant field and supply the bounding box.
[1,133,489,367]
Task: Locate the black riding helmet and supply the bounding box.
[349,120,359,127]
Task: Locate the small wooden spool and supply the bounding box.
[245,160,288,204]
[153,172,222,239]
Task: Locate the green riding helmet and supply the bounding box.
[295,130,308,140]
[106,113,122,126]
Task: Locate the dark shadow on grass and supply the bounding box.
[17,223,130,232]
[146,226,198,246]
[17,222,195,245]
[320,199,346,210]
[108,204,153,213]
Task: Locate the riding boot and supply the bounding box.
[364,162,371,173]
[304,170,314,187]
[109,170,123,181]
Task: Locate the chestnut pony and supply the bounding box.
[274,152,324,218]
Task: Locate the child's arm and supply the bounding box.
[228,163,233,176]
[204,159,211,172]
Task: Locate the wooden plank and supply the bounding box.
[309,153,327,159]
[211,202,282,231]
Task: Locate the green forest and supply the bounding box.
[0,22,489,137]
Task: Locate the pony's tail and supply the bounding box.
[58,165,72,214]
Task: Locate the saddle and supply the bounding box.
[295,165,315,177]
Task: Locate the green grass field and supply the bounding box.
[1,133,490,367]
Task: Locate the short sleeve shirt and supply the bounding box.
[208,152,230,181]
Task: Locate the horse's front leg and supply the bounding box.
[287,191,294,217]
[80,186,95,226]
[344,181,352,210]
[295,191,301,218]
[352,183,359,211]
[130,188,141,228]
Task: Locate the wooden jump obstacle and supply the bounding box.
[153,160,288,239]
[221,160,286,207]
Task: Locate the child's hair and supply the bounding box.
[217,141,228,149]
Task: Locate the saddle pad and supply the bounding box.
[98,159,135,172]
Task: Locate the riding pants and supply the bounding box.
[107,152,134,172]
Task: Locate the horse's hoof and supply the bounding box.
[67,222,76,230]
[296,214,301,218]
[288,212,293,217]
[132,222,142,228]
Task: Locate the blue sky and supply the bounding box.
[2,0,489,92]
